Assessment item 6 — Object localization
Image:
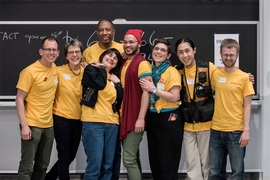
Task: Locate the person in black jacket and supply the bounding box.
[80,48,123,180]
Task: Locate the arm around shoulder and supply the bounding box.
[82,64,107,90]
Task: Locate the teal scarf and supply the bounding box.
[150,59,170,108]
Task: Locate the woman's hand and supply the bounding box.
[109,74,120,84]
[80,62,88,67]
[91,61,105,68]
[139,78,155,92]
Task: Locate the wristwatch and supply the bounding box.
[152,87,158,94]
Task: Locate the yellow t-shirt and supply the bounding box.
[81,72,120,125]
[82,41,124,64]
[211,68,255,131]
[120,60,152,88]
[120,59,152,116]
[53,64,84,119]
[150,66,181,113]
[183,62,218,132]
[16,60,58,128]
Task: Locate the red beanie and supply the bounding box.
[124,29,142,45]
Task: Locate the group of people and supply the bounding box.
[15,19,254,180]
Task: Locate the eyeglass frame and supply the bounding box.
[42,48,59,53]
[67,50,81,55]
[153,46,168,53]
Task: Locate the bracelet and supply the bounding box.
[115,82,122,87]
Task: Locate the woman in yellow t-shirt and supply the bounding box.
[81,48,123,180]
[139,39,183,180]
[45,39,84,180]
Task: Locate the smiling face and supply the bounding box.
[123,34,140,59]
[97,20,115,48]
[221,47,238,68]
[152,42,171,66]
[176,42,196,69]
[66,45,82,67]
[39,39,59,67]
[101,52,119,72]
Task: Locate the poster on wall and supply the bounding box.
[214,34,239,67]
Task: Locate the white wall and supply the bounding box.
[261,0,270,179]
[0,104,261,174]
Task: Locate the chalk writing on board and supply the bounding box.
[147,31,173,46]
[85,31,98,47]
[1,30,173,46]
[62,31,80,44]
[1,30,173,60]
[24,31,63,43]
[0,32,20,41]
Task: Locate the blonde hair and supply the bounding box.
[220,38,240,54]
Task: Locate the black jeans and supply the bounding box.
[45,114,82,180]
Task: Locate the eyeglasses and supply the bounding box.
[222,54,237,58]
[67,50,81,55]
[42,48,59,53]
[153,47,168,53]
[123,41,138,45]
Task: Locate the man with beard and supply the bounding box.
[119,29,152,180]
[209,38,255,180]
[82,19,124,180]
[82,19,123,64]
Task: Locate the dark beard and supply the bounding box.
[125,45,139,58]
[223,60,236,68]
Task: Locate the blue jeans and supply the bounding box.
[82,122,119,180]
[209,129,246,180]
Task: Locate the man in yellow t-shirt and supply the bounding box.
[82,19,124,64]
[120,29,152,180]
[16,36,59,180]
[82,19,124,180]
[210,39,254,180]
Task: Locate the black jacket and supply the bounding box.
[81,65,107,108]
[81,64,123,114]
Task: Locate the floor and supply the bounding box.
[0,173,260,180]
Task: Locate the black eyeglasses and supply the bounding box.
[42,48,59,53]
[67,50,81,55]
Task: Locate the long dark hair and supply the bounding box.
[174,38,196,52]
[99,48,123,76]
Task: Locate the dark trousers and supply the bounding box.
[209,130,246,180]
[147,109,184,180]
[18,126,54,180]
[45,114,82,180]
